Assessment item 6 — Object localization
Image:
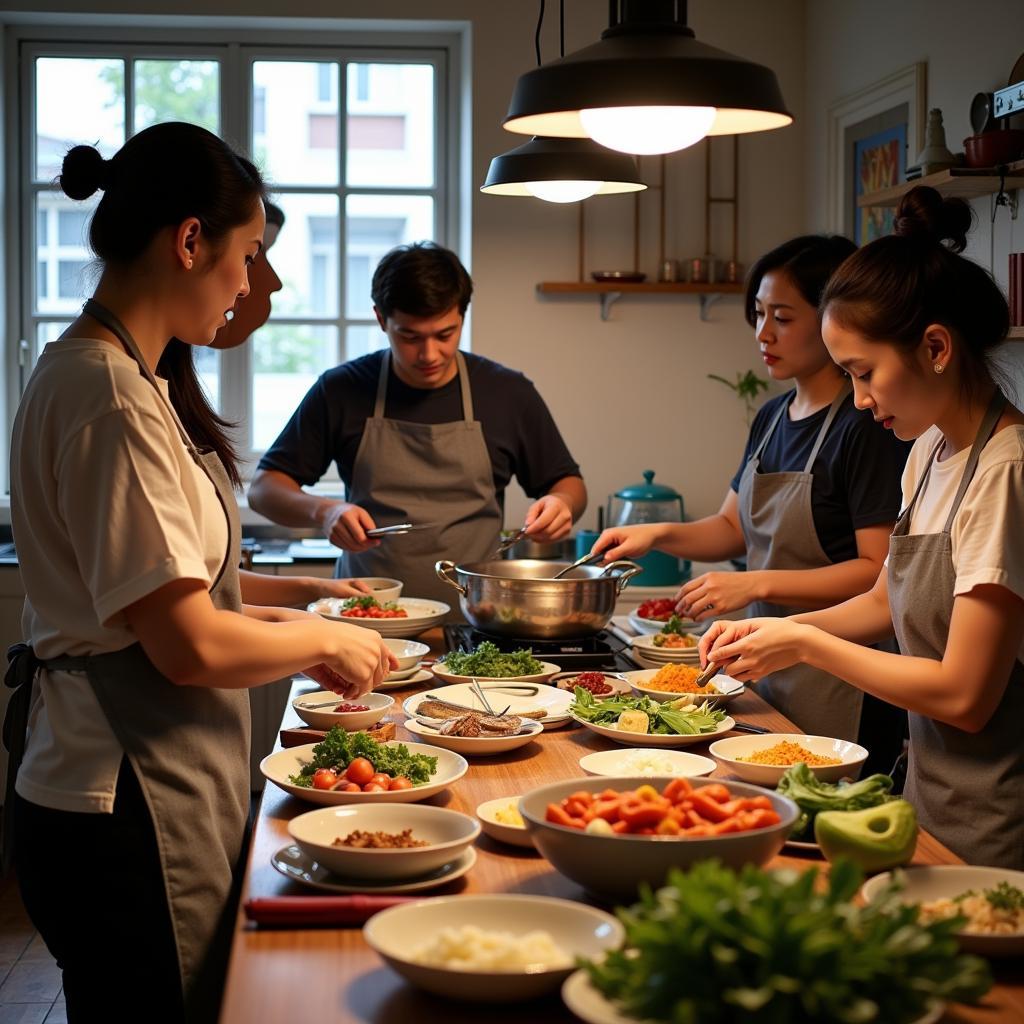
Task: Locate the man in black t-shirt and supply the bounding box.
[247,242,586,598]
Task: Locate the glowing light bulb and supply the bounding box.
[579,105,717,155]
[523,179,603,203]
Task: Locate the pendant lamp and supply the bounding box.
[481,135,645,201]
[502,0,792,156]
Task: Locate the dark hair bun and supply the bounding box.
[894,185,971,254]
[59,145,108,201]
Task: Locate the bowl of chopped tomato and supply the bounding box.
[308,596,450,638]
[292,690,394,731]
[519,776,798,900]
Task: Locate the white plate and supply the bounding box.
[629,633,702,659]
[784,837,823,853]
[430,660,561,685]
[476,796,535,848]
[291,690,394,731]
[405,682,574,728]
[553,672,633,697]
[272,843,476,894]
[622,669,745,705]
[375,667,434,691]
[860,866,1024,957]
[404,717,544,756]
[259,740,468,805]
[708,733,868,785]
[569,712,735,747]
[628,611,710,636]
[578,747,717,778]
[307,597,449,638]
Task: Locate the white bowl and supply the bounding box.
[708,733,868,785]
[624,669,745,705]
[363,894,624,1002]
[383,637,430,670]
[628,611,710,636]
[570,711,735,747]
[382,663,424,682]
[260,740,468,805]
[307,597,449,638]
[352,577,403,603]
[578,747,717,778]
[860,866,1024,958]
[476,796,535,848]
[431,660,561,685]
[405,681,574,727]
[291,690,394,731]
[404,717,544,756]
[553,671,632,696]
[287,802,480,880]
[519,776,798,902]
[629,633,702,661]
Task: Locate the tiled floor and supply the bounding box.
[0,873,64,1024]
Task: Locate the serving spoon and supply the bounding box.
[551,550,604,580]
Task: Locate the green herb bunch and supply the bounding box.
[570,687,725,735]
[289,727,437,786]
[584,860,991,1024]
[440,640,543,677]
[340,595,401,611]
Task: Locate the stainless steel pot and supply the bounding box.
[435,558,643,640]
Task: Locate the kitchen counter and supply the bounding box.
[220,630,1023,1024]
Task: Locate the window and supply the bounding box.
[10,28,458,484]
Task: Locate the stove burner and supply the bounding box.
[443,624,643,672]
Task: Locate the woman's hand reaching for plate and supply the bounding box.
[305,624,398,698]
[699,617,812,683]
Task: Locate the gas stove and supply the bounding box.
[443,624,643,672]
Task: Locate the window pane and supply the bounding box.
[36,321,71,368]
[57,209,89,246]
[251,324,338,450]
[37,192,97,315]
[346,324,388,361]
[346,63,434,188]
[253,61,338,186]
[193,346,220,409]
[134,59,219,133]
[36,57,124,181]
[344,194,434,319]
[268,194,339,318]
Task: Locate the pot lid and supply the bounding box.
[614,470,681,501]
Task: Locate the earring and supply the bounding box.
[186,259,193,269]
[933,362,944,374]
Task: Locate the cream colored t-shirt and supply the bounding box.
[898,422,1024,661]
[12,339,229,813]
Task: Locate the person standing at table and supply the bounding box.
[592,235,912,761]
[5,123,394,1024]
[247,242,586,603]
[700,187,1024,868]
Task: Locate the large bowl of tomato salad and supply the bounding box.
[519,776,798,901]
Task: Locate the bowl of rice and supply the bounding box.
[860,865,1024,957]
[578,747,716,778]
[708,733,868,785]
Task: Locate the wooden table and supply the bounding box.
[220,633,1023,1023]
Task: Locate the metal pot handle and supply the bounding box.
[434,560,467,597]
[600,560,644,594]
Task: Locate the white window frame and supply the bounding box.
[3,20,466,491]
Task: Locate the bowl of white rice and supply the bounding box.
[578,747,716,778]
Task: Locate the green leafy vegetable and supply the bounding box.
[439,640,543,677]
[777,762,894,839]
[570,687,725,736]
[982,881,1024,912]
[289,727,437,786]
[659,615,687,636]
[583,859,991,1024]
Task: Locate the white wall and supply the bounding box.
[803,0,1024,395]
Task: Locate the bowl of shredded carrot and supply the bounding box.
[624,667,745,705]
[708,733,868,785]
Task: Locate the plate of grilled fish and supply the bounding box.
[403,712,545,756]
[404,684,574,732]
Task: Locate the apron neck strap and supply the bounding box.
[750,395,790,462]
[941,389,1007,534]
[802,379,852,473]
[374,350,474,421]
[83,298,198,455]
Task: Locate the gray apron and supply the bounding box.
[738,384,864,740]
[888,391,1024,868]
[339,351,503,607]
[38,300,249,1021]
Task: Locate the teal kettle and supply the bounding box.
[605,470,689,586]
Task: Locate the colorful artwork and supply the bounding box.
[854,123,906,244]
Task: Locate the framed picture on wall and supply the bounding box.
[826,63,926,239]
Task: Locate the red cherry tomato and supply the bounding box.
[345,758,375,786]
[311,768,339,791]
[333,781,361,792]
[388,776,413,791]
[362,783,386,793]
[368,773,391,789]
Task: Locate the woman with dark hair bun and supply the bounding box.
[702,186,1024,868]
[593,235,912,760]
[4,123,395,1023]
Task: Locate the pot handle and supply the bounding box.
[600,560,644,594]
[434,560,466,597]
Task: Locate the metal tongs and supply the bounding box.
[692,660,718,689]
[365,523,432,538]
[551,549,604,580]
[491,526,527,558]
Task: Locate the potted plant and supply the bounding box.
[707,369,770,426]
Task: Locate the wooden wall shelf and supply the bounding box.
[1008,326,1024,341]
[536,281,744,321]
[858,159,1024,208]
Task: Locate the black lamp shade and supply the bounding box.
[503,30,792,139]
[481,136,646,196]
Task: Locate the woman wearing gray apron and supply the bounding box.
[340,349,503,606]
[700,185,1024,867]
[4,125,391,1024]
